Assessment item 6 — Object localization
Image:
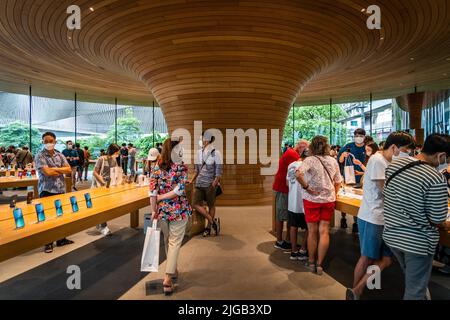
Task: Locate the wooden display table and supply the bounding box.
[0,176,39,199]
[0,184,148,263]
[336,195,450,248]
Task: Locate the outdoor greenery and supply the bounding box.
[283,104,348,146]
[77,108,166,159]
[0,121,42,152]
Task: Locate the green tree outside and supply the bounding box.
[0,121,42,152]
[107,108,142,144]
[283,104,348,146]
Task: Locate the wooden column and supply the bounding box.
[396,92,426,145]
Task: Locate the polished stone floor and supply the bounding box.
[1,192,449,300]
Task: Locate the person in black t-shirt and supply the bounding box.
[120,143,129,174]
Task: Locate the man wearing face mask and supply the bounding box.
[337,128,367,232]
[191,132,223,237]
[35,132,74,253]
[383,133,450,300]
[62,140,80,191]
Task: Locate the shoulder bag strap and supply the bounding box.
[385,160,429,188]
[314,156,334,186]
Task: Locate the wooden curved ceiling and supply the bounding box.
[0,0,448,105]
[0,0,449,205]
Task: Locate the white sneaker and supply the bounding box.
[100,226,112,236]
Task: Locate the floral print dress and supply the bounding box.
[149,162,192,222]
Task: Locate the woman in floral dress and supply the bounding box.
[149,137,192,295]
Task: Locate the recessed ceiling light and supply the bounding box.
[444,73,448,76]
[446,58,450,61]
[361,8,366,12]
[90,7,94,11]
[410,58,415,61]
[380,36,384,40]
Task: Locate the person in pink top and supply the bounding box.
[296,136,343,275]
[272,139,309,250]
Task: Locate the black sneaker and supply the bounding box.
[290,251,300,260]
[56,238,74,247]
[298,250,309,261]
[44,244,53,253]
[215,218,221,234]
[346,288,359,300]
[352,223,359,234]
[340,218,348,229]
[202,227,211,237]
[73,186,78,191]
[274,241,292,251]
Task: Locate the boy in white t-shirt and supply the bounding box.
[346,131,415,300]
[286,155,309,261]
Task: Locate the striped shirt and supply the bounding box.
[195,145,223,188]
[382,157,448,256]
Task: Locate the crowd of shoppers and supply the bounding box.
[275,129,450,300]
[0,145,34,169]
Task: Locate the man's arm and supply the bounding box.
[338,144,350,164]
[212,151,223,188]
[425,181,448,228]
[41,165,72,176]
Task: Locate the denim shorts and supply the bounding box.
[358,218,393,260]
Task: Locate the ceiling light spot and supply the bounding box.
[89,7,94,11]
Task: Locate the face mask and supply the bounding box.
[67,144,73,150]
[354,137,364,145]
[366,151,372,157]
[398,151,410,158]
[171,144,184,163]
[44,143,55,151]
[437,154,448,172]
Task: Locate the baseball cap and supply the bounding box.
[147,148,159,161]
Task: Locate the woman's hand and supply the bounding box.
[353,159,363,166]
[305,186,320,196]
[151,211,159,221]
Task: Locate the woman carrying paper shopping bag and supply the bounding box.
[92,143,121,236]
[149,137,192,295]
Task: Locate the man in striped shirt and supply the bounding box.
[383,133,450,300]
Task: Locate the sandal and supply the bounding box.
[304,261,317,273]
[316,265,324,276]
[163,282,174,296]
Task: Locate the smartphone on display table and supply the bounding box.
[70,196,79,213]
[35,203,45,222]
[55,199,64,217]
[13,208,25,229]
[84,193,92,208]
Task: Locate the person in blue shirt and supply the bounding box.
[62,140,80,191]
[337,128,367,233]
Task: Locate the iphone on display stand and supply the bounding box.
[55,199,64,217]
[70,196,79,213]
[35,203,45,223]
[13,208,25,229]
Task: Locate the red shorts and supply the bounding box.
[303,199,335,223]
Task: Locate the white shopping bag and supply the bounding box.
[110,167,117,186]
[344,156,356,185]
[140,219,160,272]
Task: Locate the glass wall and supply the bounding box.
[284,99,394,148]
[0,90,32,151]
[422,90,450,136]
[0,89,168,160]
